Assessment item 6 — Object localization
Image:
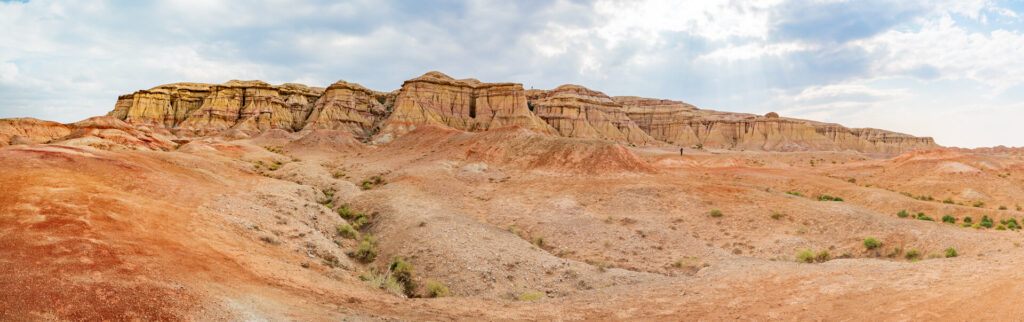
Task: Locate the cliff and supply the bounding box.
[382,71,554,137]
[98,72,938,153]
[527,85,655,145]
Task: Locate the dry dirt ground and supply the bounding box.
[3,125,1024,320]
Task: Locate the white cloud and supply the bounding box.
[697,42,815,63]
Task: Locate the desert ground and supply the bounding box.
[3,122,1024,320]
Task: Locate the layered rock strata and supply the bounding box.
[527,85,655,145]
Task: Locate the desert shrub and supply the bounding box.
[531,236,545,248]
[961,223,972,227]
[999,205,1008,210]
[963,216,973,223]
[847,178,856,183]
[337,204,357,219]
[426,280,450,298]
[709,209,723,217]
[981,221,993,228]
[942,198,955,204]
[771,212,784,220]
[361,180,373,190]
[786,191,803,197]
[997,225,1007,230]
[941,215,956,223]
[337,224,359,239]
[351,234,379,263]
[389,256,416,297]
[520,291,544,301]
[917,216,934,221]
[796,249,815,263]
[1006,218,1020,230]
[332,170,346,179]
[817,195,843,201]
[267,160,282,171]
[863,238,881,250]
[887,247,902,258]
[351,215,369,230]
[815,250,831,262]
[897,210,909,218]
[904,248,920,260]
[945,248,958,258]
[973,201,985,208]
[972,223,981,228]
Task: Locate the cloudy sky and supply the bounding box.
[1,0,1022,147]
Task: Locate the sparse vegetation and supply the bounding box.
[816,194,843,201]
[520,291,544,301]
[964,216,973,223]
[945,248,958,258]
[941,215,956,224]
[815,250,831,262]
[389,255,416,297]
[904,248,920,260]
[863,238,881,250]
[771,212,784,220]
[942,198,955,204]
[897,209,909,218]
[796,249,814,263]
[973,201,985,208]
[426,280,450,298]
[786,191,803,197]
[916,215,934,221]
[360,267,406,296]
[350,234,379,263]
[709,209,723,217]
[360,174,387,190]
[847,178,856,183]
[337,224,359,239]
[999,205,1008,210]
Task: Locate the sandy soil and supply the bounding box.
[2,126,1024,320]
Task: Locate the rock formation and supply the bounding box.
[527,85,655,145]
[93,72,938,153]
[0,118,71,147]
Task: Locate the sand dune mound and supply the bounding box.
[387,125,655,174]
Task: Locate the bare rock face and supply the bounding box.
[0,118,71,147]
[302,80,390,138]
[527,85,656,145]
[112,81,324,133]
[382,71,553,136]
[615,95,938,153]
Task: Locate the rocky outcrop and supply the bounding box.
[382,72,553,137]
[527,86,656,145]
[615,96,938,153]
[302,80,391,138]
[111,81,324,133]
[0,118,72,147]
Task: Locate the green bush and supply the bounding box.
[771,212,784,220]
[337,224,359,239]
[796,249,814,263]
[999,205,1008,210]
[426,280,450,298]
[389,255,416,297]
[709,209,723,217]
[863,238,881,250]
[942,198,955,204]
[897,210,909,218]
[904,248,920,260]
[941,215,956,223]
[917,216,934,221]
[961,223,971,227]
[997,225,1007,230]
[351,234,379,263]
[945,248,958,258]
[973,201,985,208]
[963,216,973,223]
[786,191,803,197]
[817,195,843,201]
[815,250,831,262]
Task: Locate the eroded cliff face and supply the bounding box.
[100,72,938,153]
[382,71,553,137]
[0,118,72,147]
[614,95,939,153]
[527,85,655,145]
[112,81,324,134]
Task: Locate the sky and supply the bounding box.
[1,0,1023,147]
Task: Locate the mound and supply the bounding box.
[247,128,299,146]
[55,116,176,151]
[0,117,71,147]
[285,129,363,153]
[386,125,655,174]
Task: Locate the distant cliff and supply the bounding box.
[103,71,938,153]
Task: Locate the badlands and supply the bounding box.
[2,72,1024,320]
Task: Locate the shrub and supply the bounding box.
[941,215,956,223]
[917,216,934,221]
[981,221,993,228]
[972,223,980,228]
[709,209,723,217]
[531,236,545,248]
[942,198,955,204]
[796,249,814,263]
[332,170,346,179]
[973,201,985,208]
[887,247,902,258]
[389,256,416,296]
[904,248,920,260]
[961,223,972,227]
[815,250,831,262]
[999,205,1008,210]
[847,178,856,183]
[360,267,405,296]
[786,191,803,197]
[426,280,450,298]
[963,216,973,223]
[361,180,374,190]
[817,195,843,201]
[997,225,1007,230]
[351,234,379,263]
[945,248,958,258]
[863,238,881,250]
[897,210,909,218]
[337,224,359,239]
[771,212,784,220]
[520,291,544,301]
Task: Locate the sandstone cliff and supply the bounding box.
[527,85,655,145]
[382,71,554,137]
[302,80,391,138]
